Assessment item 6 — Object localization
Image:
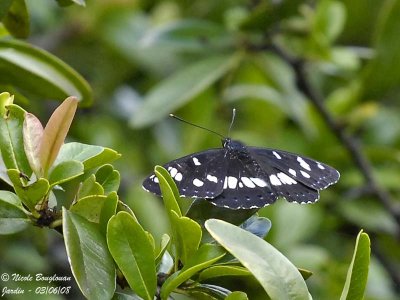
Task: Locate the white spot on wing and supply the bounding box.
[269,175,282,186]
[206,174,218,183]
[175,173,183,181]
[297,156,311,171]
[241,177,256,188]
[223,177,228,189]
[277,172,297,185]
[193,178,204,187]
[170,167,178,177]
[228,176,238,189]
[239,182,243,188]
[317,163,325,170]
[272,151,281,159]
[192,157,201,166]
[251,177,268,187]
[300,170,311,178]
[289,168,297,177]
[154,177,159,183]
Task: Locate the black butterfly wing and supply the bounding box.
[142,149,227,198]
[209,156,277,209]
[248,147,339,204]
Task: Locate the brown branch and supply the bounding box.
[270,44,400,234]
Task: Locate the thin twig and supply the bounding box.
[270,44,400,233]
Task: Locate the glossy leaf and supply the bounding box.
[0,104,31,175]
[160,244,226,300]
[0,191,29,234]
[7,169,49,211]
[63,208,115,299]
[170,210,202,265]
[2,0,29,38]
[154,165,182,217]
[95,164,120,194]
[131,54,241,128]
[48,160,84,187]
[70,195,107,223]
[340,230,371,300]
[205,219,310,300]
[23,113,43,176]
[107,212,157,300]
[99,192,118,235]
[54,142,121,171]
[0,39,92,105]
[199,265,251,281]
[40,97,78,176]
[78,174,104,199]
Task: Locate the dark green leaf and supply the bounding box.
[78,174,104,199]
[154,165,182,217]
[2,0,29,38]
[63,208,115,299]
[107,212,156,300]
[0,191,29,234]
[340,230,371,300]
[70,195,107,223]
[199,265,251,281]
[99,192,118,235]
[205,219,310,300]
[48,160,84,187]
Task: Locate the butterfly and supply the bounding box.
[142,112,340,209]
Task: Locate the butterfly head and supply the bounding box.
[222,138,246,151]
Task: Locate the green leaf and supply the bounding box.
[313,0,346,43]
[70,195,107,223]
[78,174,104,199]
[40,97,78,176]
[154,165,182,217]
[0,0,13,20]
[95,164,120,194]
[170,210,202,265]
[2,0,29,38]
[63,208,115,299]
[226,291,249,300]
[7,169,49,211]
[99,192,118,235]
[155,233,171,266]
[362,0,400,98]
[131,54,241,128]
[0,39,92,105]
[205,219,310,300]
[48,160,84,187]
[340,230,371,300]
[160,244,226,300]
[0,91,13,116]
[0,191,29,234]
[0,104,31,175]
[107,212,157,300]
[199,265,251,281]
[55,142,121,171]
[23,113,43,176]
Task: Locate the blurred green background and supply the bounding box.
[1,0,400,299]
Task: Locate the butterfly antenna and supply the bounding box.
[227,108,236,137]
[169,114,226,139]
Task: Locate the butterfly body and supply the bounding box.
[143,137,339,209]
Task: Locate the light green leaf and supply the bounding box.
[205,219,310,300]
[63,208,115,299]
[0,104,31,175]
[131,54,241,128]
[99,192,118,235]
[78,174,104,199]
[155,234,171,266]
[7,169,49,211]
[170,210,202,265]
[0,92,13,116]
[70,195,107,223]
[0,39,92,105]
[226,291,249,300]
[340,230,371,300]
[107,212,157,300]
[160,244,226,300]
[154,165,182,217]
[55,142,121,171]
[199,265,251,281]
[40,97,78,176]
[48,160,84,187]
[95,164,120,194]
[23,113,43,176]
[0,191,29,234]
[2,0,29,38]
